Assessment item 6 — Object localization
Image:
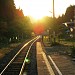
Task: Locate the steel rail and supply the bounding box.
[19,36,40,75]
[0,36,39,75]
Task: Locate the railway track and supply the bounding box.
[0,36,40,75]
[1,36,74,75]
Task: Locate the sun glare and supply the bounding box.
[14,0,75,20]
[14,0,52,20]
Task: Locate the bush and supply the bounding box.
[71,47,75,57]
[51,42,60,46]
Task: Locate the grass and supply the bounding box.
[0,43,21,59]
[71,47,75,57]
[0,38,32,59]
[59,40,75,47]
[43,38,75,56]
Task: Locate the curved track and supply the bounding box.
[0,36,40,75]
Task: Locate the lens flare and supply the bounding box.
[33,23,44,34]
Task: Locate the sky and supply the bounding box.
[14,0,75,19]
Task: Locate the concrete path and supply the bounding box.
[36,42,55,75]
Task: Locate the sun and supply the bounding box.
[14,0,52,20]
[14,0,75,19]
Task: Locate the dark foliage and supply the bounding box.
[71,47,75,57]
[0,0,32,44]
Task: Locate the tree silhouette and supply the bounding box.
[65,5,75,22]
[0,0,16,21]
[0,0,32,43]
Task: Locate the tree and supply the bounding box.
[65,5,75,22]
[0,0,16,21]
[0,0,32,43]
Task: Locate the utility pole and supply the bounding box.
[48,0,55,44]
[53,0,56,43]
[53,0,55,18]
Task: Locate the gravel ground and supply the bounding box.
[43,42,75,75]
[50,54,75,75]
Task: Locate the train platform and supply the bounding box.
[36,42,55,75]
